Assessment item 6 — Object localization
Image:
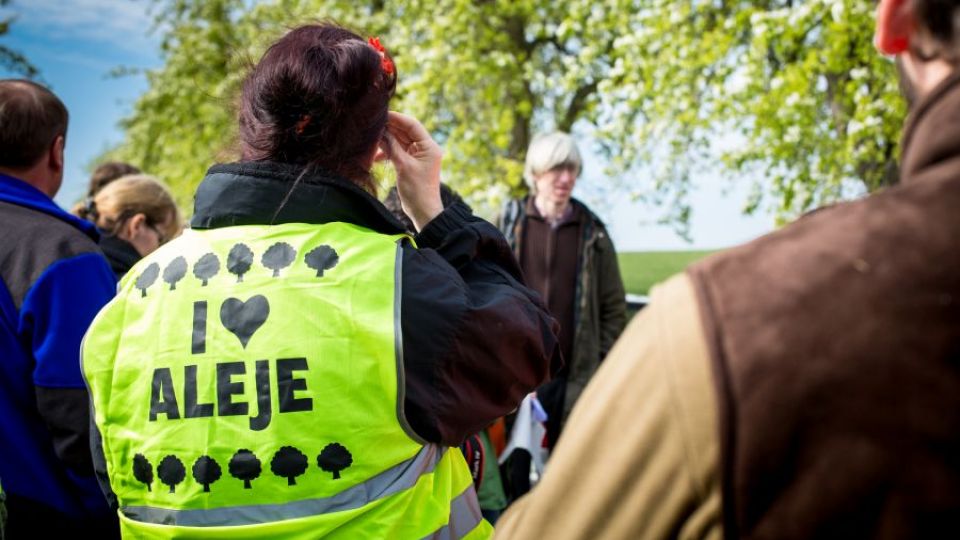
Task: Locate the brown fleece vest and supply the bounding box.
[689,73,960,539]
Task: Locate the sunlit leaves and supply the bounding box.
[107,0,902,226]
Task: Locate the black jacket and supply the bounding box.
[99,234,142,280]
[190,161,561,446]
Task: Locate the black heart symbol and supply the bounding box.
[220,295,269,349]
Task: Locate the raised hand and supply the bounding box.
[382,111,444,232]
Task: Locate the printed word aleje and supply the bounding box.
[149,358,312,431]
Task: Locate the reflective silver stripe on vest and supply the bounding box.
[122,445,447,527]
[395,240,429,446]
[421,485,485,539]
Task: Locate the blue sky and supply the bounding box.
[0,0,775,250]
[0,0,159,209]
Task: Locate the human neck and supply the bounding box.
[533,194,570,224]
[904,54,955,99]
[0,164,56,198]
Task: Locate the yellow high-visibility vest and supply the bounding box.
[83,222,491,539]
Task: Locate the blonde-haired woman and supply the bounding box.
[75,174,182,278]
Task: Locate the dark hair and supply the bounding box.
[88,161,142,198]
[0,80,68,169]
[238,23,396,193]
[912,0,960,62]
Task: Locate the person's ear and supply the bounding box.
[124,213,148,240]
[367,136,391,169]
[876,0,913,55]
[48,135,65,173]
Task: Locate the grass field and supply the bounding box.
[618,250,718,295]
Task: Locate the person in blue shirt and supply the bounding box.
[0,79,118,536]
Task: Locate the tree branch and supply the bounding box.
[559,79,599,133]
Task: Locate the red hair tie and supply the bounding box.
[368,36,395,76]
[294,115,311,135]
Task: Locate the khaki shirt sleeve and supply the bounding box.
[495,273,721,540]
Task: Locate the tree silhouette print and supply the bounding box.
[193,253,220,286]
[132,453,154,491]
[227,244,254,283]
[157,454,186,493]
[135,263,160,297]
[304,245,339,278]
[270,446,308,486]
[192,455,222,493]
[229,449,262,489]
[317,443,353,480]
[262,242,296,278]
[163,256,188,291]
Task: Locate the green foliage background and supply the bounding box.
[103,0,905,227]
[618,250,715,295]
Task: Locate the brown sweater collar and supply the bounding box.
[524,196,582,226]
[900,69,960,183]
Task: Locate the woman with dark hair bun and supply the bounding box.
[82,22,559,539]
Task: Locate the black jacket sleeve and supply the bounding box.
[401,202,562,446]
[595,228,628,359]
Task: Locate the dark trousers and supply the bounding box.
[3,494,118,540]
[501,449,533,504]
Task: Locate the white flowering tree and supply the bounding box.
[595,0,905,225]
[106,0,902,226]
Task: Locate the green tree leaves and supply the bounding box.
[109,0,903,227]
[600,0,904,223]
[102,0,247,209]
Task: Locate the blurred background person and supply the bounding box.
[73,162,142,223]
[84,161,141,201]
[498,131,626,499]
[75,174,182,279]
